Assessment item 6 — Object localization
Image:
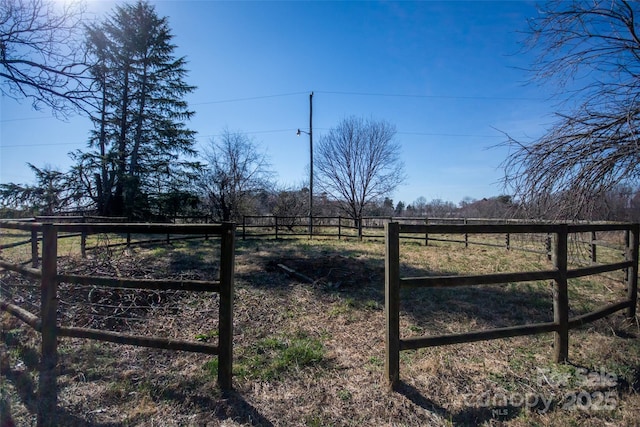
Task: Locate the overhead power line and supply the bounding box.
[1,130,510,149]
[315,90,546,101]
[1,142,83,148]
[0,116,60,123]
[191,91,309,105]
[2,89,546,123]
[189,89,546,106]
[397,131,502,138]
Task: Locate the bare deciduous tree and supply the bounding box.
[0,0,91,114]
[266,186,309,230]
[315,116,405,223]
[200,129,274,222]
[501,0,640,220]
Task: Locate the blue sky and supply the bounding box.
[0,0,556,207]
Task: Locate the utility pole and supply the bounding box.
[297,91,314,238]
[309,91,313,239]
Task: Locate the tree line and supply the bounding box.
[2,0,640,223]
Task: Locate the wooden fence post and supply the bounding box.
[358,217,363,241]
[38,224,58,426]
[81,230,87,258]
[546,234,552,261]
[385,222,401,390]
[31,229,39,268]
[218,222,235,391]
[242,216,246,240]
[553,225,569,363]
[424,218,429,246]
[464,218,469,248]
[591,231,597,264]
[505,233,510,250]
[626,224,639,319]
[80,215,87,258]
[625,230,630,282]
[274,216,279,240]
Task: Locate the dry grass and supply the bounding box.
[1,234,639,426]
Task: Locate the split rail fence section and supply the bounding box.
[242,215,553,252]
[384,222,640,389]
[0,220,235,426]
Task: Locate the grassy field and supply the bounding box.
[1,232,639,426]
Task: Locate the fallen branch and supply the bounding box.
[276,263,315,284]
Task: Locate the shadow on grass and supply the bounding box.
[0,340,40,421]
[396,381,522,426]
[0,339,104,427]
[0,341,120,427]
[400,283,554,330]
[54,410,126,427]
[216,390,274,426]
[617,364,640,394]
[236,239,556,331]
[157,387,273,426]
[162,239,220,280]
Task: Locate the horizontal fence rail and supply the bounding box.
[4,215,624,269]
[0,220,236,426]
[240,216,578,257]
[0,220,227,266]
[384,222,639,389]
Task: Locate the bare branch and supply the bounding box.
[0,0,93,115]
[501,0,640,220]
[199,129,274,222]
[315,116,406,222]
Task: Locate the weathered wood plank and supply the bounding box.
[569,223,635,233]
[0,259,42,279]
[52,223,225,235]
[398,223,564,235]
[57,273,220,292]
[38,224,58,427]
[385,222,401,390]
[553,224,569,363]
[566,261,632,279]
[400,322,558,350]
[568,300,631,328]
[627,224,639,319]
[0,299,41,331]
[0,238,32,250]
[401,269,558,289]
[218,222,235,390]
[58,326,219,354]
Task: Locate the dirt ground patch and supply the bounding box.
[266,254,384,288]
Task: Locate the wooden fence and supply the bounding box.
[384,222,640,389]
[242,215,358,239]
[241,215,549,243]
[0,216,223,267]
[0,220,235,427]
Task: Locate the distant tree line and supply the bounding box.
[4,175,640,223]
